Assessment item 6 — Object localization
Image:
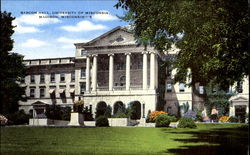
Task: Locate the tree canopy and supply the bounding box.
[115,0,249,90]
[0,11,26,114]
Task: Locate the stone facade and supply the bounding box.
[19,26,249,120]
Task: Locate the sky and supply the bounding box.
[2,0,129,59]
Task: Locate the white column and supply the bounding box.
[155,55,158,88]
[142,51,148,89]
[150,51,156,89]
[229,101,235,117]
[108,53,114,91]
[86,55,90,92]
[92,54,98,91]
[125,53,131,90]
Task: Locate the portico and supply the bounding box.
[84,51,156,92]
[74,26,159,119]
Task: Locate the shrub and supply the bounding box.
[45,105,71,121]
[95,103,112,119]
[6,110,30,125]
[104,105,112,118]
[112,112,128,118]
[146,110,151,123]
[60,106,71,121]
[219,116,229,123]
[182,102,190,113]
[83,107,94,121]
[194,109,203,122]
[149,111,167,122]
[228,116,240,123]
[129,103,141,119]
[178,117,197,128]
[155,114,172,127]
[0,115,8,126]
[168,115,178,122]
[184,110,197,120]
[95,116,109,127]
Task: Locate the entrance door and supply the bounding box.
[235,105,246,123]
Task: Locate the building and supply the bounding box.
[19,26,249,121]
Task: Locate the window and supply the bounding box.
[119,76,126,86]
[166,82,172,92]
[199,86,204,94]
[116,63,125,70]
[59,85,66,95]
[71,71,75,82]
[40,74,45,83]
[81,68,86,78]
[236,81,243,93]
[179,83,185,92]
[138,61,143,69]
[59,85,66,89]
[80,82,86,94]
[60,73,65,82]
[30,75,35,83]
[30,88,35,98]
[40,88,45,98]
[81,50,88,55]
[50,73,55,82]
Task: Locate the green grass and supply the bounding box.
[1,124,248,155]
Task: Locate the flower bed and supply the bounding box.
[149,111,167,122]
[219,116,229,123]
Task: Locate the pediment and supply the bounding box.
[78,26,137,47]
[32,101,47,106]
[231,96,248,101]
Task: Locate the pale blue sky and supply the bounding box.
[2,0,129,59]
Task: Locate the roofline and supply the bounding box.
[24,57,75,61]
[74,26,133,47]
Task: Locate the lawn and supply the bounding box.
[0,124,248,155]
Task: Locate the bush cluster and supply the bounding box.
[155,114,175,127]
[178,117,197,128]
[6,110,30,125]
[83,106,94,121]
[95,116,109,127]
[184,110,197,120]
[228,116,240,123]
[149,111,167,122]
[219,116,229,122]
[95,104,112,119]
[195,110,203,122]
[45,105,71,121]
[112,112,128,118]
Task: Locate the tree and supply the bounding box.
[205,84,235,116]
[0,11,26,114]
[115,0,249,90]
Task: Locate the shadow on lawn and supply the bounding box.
[163,125,249,155]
